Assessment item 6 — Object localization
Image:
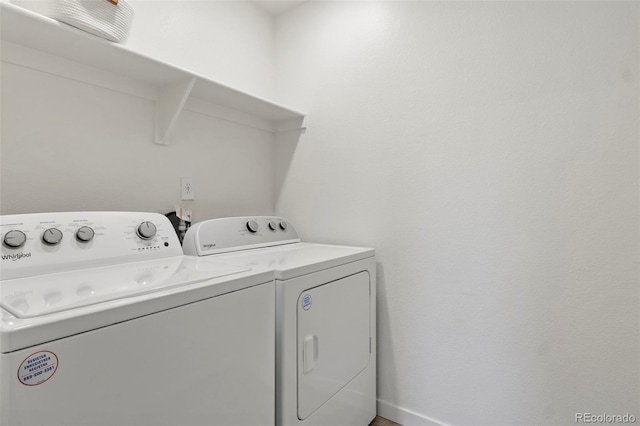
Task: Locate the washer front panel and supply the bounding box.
[0,282,276,426]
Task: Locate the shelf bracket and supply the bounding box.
[155,77,197,145]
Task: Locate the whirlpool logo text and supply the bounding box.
[1,252,32,261]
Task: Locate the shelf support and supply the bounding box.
[155,77,197,145]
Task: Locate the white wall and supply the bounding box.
[275,2,639,425]
[1,1,277,219]
[126,0,276,100]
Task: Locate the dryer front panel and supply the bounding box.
[296,271,371,420]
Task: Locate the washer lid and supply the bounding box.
[1,256,250,318]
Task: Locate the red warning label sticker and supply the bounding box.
[17,351,59,386]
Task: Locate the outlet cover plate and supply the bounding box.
[181,177,194,200]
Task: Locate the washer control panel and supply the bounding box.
[183,216,300,257]
[1,212,182,280]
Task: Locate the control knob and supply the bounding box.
[246,220,259,233]
[279,221,288,231]
[137,221,157,240]
[42,228,63,245]
[76,226,95,243]
[268,221,277,231]
[3,230,27,248]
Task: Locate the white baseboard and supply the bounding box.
[377,399,449,426]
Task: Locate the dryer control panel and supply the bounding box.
[0,212,182,280]
[183,216,300,257]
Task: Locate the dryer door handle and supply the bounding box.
[303,335,318,374]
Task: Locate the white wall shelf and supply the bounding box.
[0,1,307,145]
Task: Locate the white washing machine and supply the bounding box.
[183,216,377,426]
[0,212,275,426]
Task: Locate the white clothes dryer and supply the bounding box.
[183,216,377,426]
[0,212,275,426]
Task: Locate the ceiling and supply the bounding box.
[251,1,308,17]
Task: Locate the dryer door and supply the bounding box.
[296,271,371,420]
